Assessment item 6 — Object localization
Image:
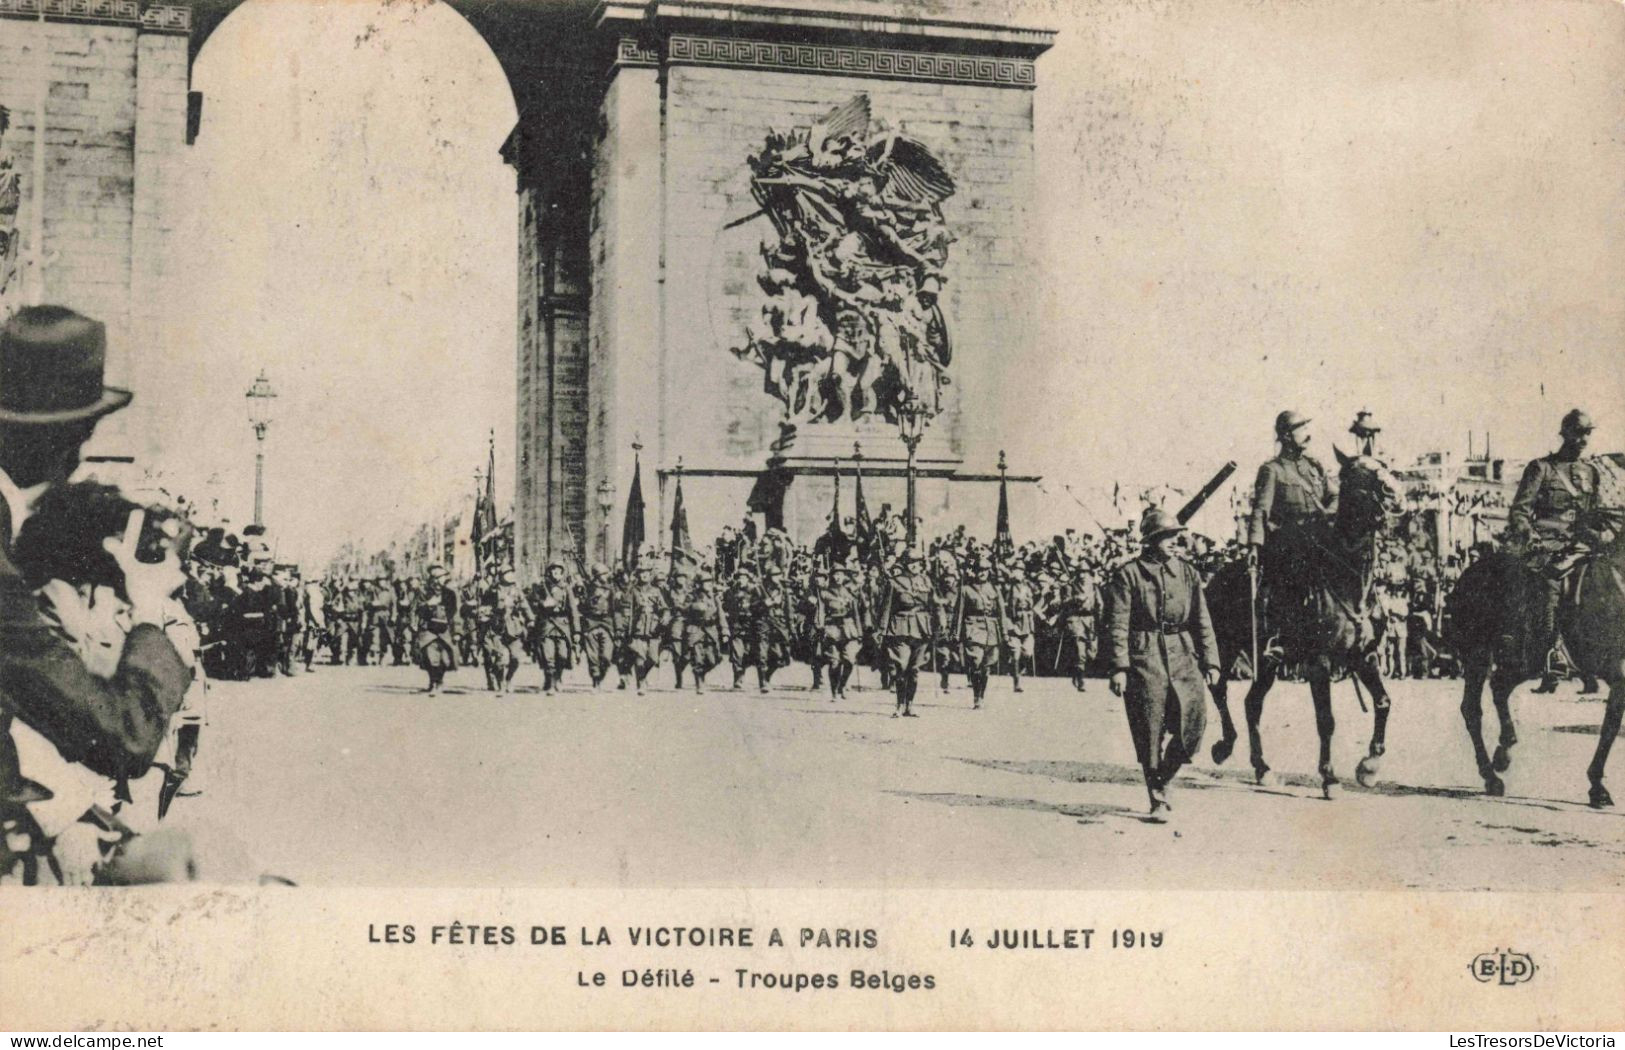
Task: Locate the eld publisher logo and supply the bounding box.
[1471,949,1538,986]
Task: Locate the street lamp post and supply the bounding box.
[896,397,927,550]
[244,369,277,528]
[596,476,614,564]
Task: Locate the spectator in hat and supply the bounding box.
[0,306,191,884]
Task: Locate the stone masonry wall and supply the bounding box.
[0,15,188,464]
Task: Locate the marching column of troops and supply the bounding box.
[197,540,1109,712]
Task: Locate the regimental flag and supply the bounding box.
[622,451,646,569]
[994,470,1013,556]
[471,434,497,569]
[853,457,874,561]
[816,465,850,567]
[669,473,692,570]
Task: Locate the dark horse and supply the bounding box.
[1204,450,1403,798]
[1445,508,1625,807]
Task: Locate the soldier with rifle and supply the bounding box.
[578,563,618,690]
[533,560,580,696]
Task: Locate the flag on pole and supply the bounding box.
[669,472,692,571]
[994,471,1012,555]
[818,462,849,567]
[853,457,873,561]
[621,449,646,569]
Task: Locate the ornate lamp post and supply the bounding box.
[596,476,615,563]
[244,369,277,528]
[896,394,928,550]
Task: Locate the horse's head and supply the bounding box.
[1334,446,1403,537]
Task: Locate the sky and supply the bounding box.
[162,0,517,566]
[152,0,1624,561]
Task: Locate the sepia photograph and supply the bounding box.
[0,0,1622,1032]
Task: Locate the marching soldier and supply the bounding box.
[755,563,795,690]
[361,574,396,667]
[678,572,727,694]
[1507,409,1604,692]
[1104,508,1221,822]
[814,563,867,700]
[955,556,1007,710]
[414,564,459,695]
[578,563,618,690]
[391,576,416,666]
[796,569,826,693]
[533,560,580,696]
[1247,410,1334,653]
[929,558,959,692]
[875,548,932,718]
[1003,565,1037,693]
[301,574,326,672]
[610,567,636,690]
[1045,572,1100,692]
[273,565,303,677]
[624,565,670,696]
[326,579,357,666]
[485,568,533,694]
[721,568,759,690]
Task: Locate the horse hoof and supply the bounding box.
[1590,783,1615,809]
[1491,745,1514,774]
[1210,737,1235,765]
[1254,768,1278,788]
[1484,775,1505,798]
[1355,756,1381,788]
[1322,778,1340,801]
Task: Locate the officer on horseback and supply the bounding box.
[1506,409,1602,692]
[1247,410,1335,654]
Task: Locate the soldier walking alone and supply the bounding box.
[1104,508,1221,822]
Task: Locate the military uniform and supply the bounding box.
[578,569,618,688]
[720,574,759,689]
[1249,448,1333,645]
[1508,446,1601,683]
[533,570,580,694]
[813,570,866,700]
[678,580,726,691]
[955,571,1006,709]
[1104,525,1220,815]
[361,578,395,667]
[1047,576,1100,690]
[1003,574,1037,691]
[481,578,532,692]
[623,573,670,694]
[610,571,635,688]
[876,556,933,716]
[929,575,959,690]
[754,570,795,686]
[413,573,459,694]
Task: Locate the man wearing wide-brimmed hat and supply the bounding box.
[1103,507,1221,822]
[0,306,192,883]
